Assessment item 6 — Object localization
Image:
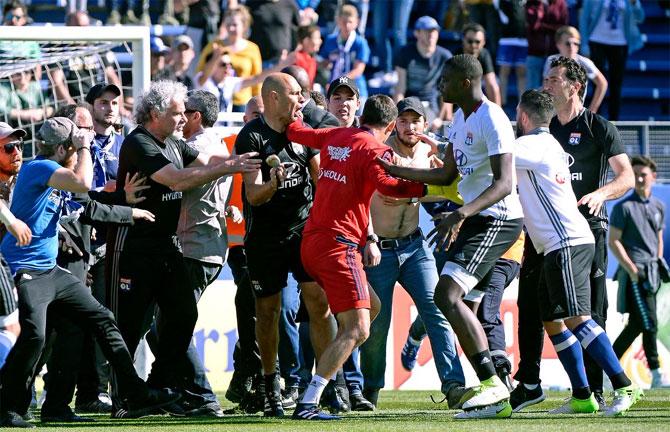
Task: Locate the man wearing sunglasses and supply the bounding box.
[456,23,502,106]
[0,123,24,203]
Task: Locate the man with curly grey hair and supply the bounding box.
[105,80,260,417]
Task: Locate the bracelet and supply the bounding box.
[77,146,92,153]
[0,204,17,226]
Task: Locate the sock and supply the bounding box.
[523,383,539,390]
[0,329,17,369]
[550,329,590,398]
[469,350,497,381]
[408,336,422,346]
[573,320,632,389]
[301,374,329,405]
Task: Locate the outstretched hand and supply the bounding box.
[224,152,262,173]
[427,210,465,251]
[124,172,150,204]
[131,208,156,222]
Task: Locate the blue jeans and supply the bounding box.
[278,277,301,389]
[372,0,414,72]
[361,235,464,394]
[526,55,546,90]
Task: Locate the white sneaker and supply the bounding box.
[454,401,512,419]
[462,376,510,410]
[604,386,643,417]
[651,369,670,388]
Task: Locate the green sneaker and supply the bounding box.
[548,394,599,414]
[462,376,510,410]
[604,386,643,417]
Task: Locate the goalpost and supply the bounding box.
[0,25,150,157]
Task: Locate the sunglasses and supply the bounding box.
[3,141,23,153]
[5,13,24,21]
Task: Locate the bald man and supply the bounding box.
[234,73,336,418]
[282,65,339,129]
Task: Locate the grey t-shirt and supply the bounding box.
[177,129,232,265]
[610,192,665,263]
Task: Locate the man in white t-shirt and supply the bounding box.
[514,89,641,417]
[542,26,608,113]
[379,54,523,419]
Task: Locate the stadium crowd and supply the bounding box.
[0,0,668,428]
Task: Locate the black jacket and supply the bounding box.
[302,98,340,130]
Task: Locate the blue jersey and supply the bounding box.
[320,32,370,99]
[1,158,62,273]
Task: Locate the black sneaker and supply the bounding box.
[446,385,477,409]
[186,401,224,418]
[320,382,349,413]
[225,371,253,404]
[239,389,265,414]
[363,388,380,408]
[510,383,546,412]
[264,390,285,417]
[41,407,95,423]
[125,388,181,418]
[1,411,35,428]
[292,403,340,420]
[593,391,607,411]
[349,392,375,411]
[75,393,113,414]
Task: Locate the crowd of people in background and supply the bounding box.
[0,0,668,428]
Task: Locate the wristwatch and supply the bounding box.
[366,234,379,243]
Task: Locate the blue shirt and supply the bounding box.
[91,132,123,188]
[1,158,62,273]
[320,32,370,98]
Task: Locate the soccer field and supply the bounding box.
[18,389,670,431]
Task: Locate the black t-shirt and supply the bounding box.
[116,126,199,253]
[234,116,317,242]
[549,109,626,229]
[455,47,495,75]
[187,0,220,29]
[248,0,299,62]
[395,44,452,112]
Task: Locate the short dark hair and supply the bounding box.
[519,90,555,126]
[550,56,587,98]
[631,155,657,173]
[360,94,398,128]
[185,90,219,128]
[297,25,319,42]
[445,54,483,81]
[53,102,92,121]
[3,0,27,16]
[310,90,327,109]
[462,22,485,37]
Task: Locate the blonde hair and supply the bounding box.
[224,5,252,31]
[555,25,580,42]
[338,4,359,20]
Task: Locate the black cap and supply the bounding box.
[85,83,121,105]
[396,97,427,119]
[327,75,359,99]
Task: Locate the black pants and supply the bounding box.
[228,246,261,378]
[107,249,198,396]
[515,229,608,391]
[1,266,144,415]
[589,41,628,121]
[146,257,221,405]
[613,279,659,370]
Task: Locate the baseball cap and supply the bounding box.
[0,122,26,140]
[174,35,194,50]
[414,16,440,31]
[327,75,359,99]
[85,83,121,105]
[396,97,427,119]
[36,117,77,146]
[150,36,170,55]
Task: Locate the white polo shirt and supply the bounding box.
[447,96,523,220]
[514,129,594,254]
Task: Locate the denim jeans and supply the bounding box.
[361,235,464,394]
[526,55,546,90]
[372,0,414,72]
[278,277,301,389]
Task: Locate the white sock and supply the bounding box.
[301,375,329,405]
[408,336,422,346]
[523,383,539,390]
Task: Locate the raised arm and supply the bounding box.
[377,142,458,185]
[48,131,94,193]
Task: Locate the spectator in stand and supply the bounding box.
[184,0,229,77]
[197,6,262,112]
[296,0,320,26]
[294,25,323,87]
[150,36,172,81]
[320,4,371,105]
[465,0,501,62]
[167,35,197,90]
[310,90,327,110]
[580,0,645,120]
[456,23,502,106]
[394,16,453,130]
[525,0,568,90]
[497,0,528,107]
[370,0,414,80]
[543,26,608,113]
[247,0,300,69]
[0,70,52,124]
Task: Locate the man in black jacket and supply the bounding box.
[282,65,339,129]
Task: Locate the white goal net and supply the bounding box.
[0,25,150,157]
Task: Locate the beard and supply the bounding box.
[395,132,419,148]
[516,122,525,138]
[170,130,184,141]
